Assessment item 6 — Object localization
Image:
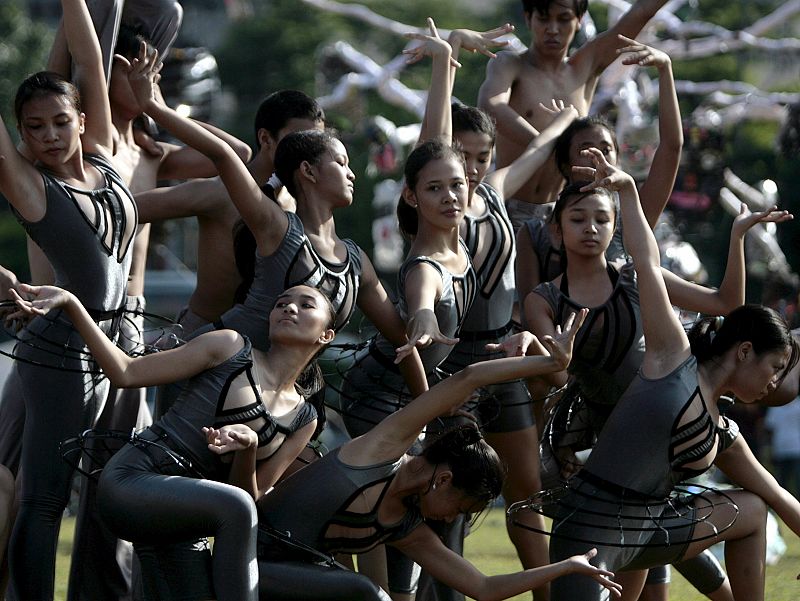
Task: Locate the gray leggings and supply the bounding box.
[258,561,391,601]
[97,439,258,601]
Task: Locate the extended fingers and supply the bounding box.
[427,17,440,39]
[432,333,459,346]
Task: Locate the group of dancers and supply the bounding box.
[0,1,799,600]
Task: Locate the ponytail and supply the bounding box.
[420,421,505,513]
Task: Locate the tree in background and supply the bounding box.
[0,1,53,281]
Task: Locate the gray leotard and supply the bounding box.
[155,338,317,478]
[534,263,644,413]
[524,218,564,286]
[257,447,422,558]
[341,248,476,436]
[548,356,739,600]
[98,338,315,601]
[441,183,532,433]
[4,153,137,599]
[211,212,362,351]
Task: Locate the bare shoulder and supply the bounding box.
[488,49,524,76]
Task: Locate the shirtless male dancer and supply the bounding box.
[478,0,669,230]
[133,89,325,336]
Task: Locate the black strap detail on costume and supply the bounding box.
[577,470,659,502]
[559,263,619,296]
[669,387,717,478]
[258,525,347,568]
[556,264,637,375]
[457,320,514,342]
[323,476,410,552]
[367,340,400,374]
[145,423,207,478]
[57,153,137,263]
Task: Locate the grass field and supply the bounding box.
[55,509,800,600]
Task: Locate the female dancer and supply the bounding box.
[515,36,682,302]
[250,307,626,601]
[120,44,426,398]
[9,282,336,601]
[525,148,799,601]
[404,21,579,599]
[762,329,800,407]
[0,1,137,597]
[339,29,477,437]
[524,179,780,601]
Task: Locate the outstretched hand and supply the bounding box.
[731,203,792,238]
[116,41,164,109]
[395,308,458,363]
[403,18,460,67]
[572,147,635,193]
[617,35,670,69]
[5,284,71,327]
[203,424,258,455]
[538,99,580,124]
[485,330,540,357]
[540,308,588,371]
[566,549,622,597]
[448,23,515,59]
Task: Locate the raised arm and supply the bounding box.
[413,21,514,144]
[354,309,586,461]
[617,36,682,227]
[485,101,578,199]
[61,0,114,153]
[405,19,457,146]
[10,284,241,388]
[0,119,48,219]
[134,177,229,223]
[575,0,669,76]
[663,204,792,316]
[478,53,540,145]
[574,148,687,377]
[123,44,288,251]
[156,122,253,181]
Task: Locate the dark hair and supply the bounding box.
[551,180,616,228]
[554,116,618,180]
[689,306,799,379]
[274,129,338,199]
[522,0,588,18]
[14,71,81,124]
[451,103,496,145]
[420,423,505,517]
[397,140,465,238]
[253,90,325,149]
[115,23,151,60]
[284,287,336,436]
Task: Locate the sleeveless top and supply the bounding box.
[158,338,316,480]
[533,263,644,407]
[258,447,423,556]
[12,153,135,312]
[585,355,740,498]
[371,242,476,374]
[220,212,362,351]
[458,182,516,333]
[525,218,564,286]
[522,194,628,289]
